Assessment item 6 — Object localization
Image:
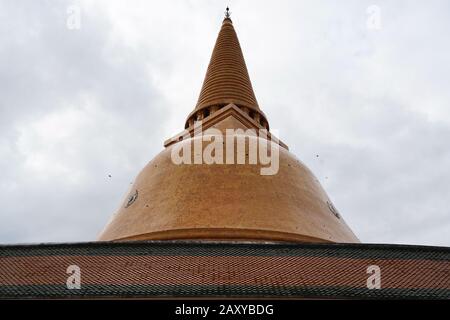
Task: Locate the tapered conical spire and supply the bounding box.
[185,13,268,129]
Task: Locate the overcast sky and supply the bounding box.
[0,0,449,246]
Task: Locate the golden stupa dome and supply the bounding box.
[98,16,359,243]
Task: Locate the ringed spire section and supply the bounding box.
[185,15,269,130]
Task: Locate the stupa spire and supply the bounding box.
[185,9,268,129]
[98,11,359,244]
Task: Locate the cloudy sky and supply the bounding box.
[0,0,449,246]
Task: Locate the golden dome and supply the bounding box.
[98,15,359,243]
[98,132,358,243]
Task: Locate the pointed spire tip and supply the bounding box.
[224,6,231,19]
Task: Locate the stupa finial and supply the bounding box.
[225,6,231,19]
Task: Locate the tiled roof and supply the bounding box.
[0,241,449,299]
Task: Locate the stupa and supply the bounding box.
[98,9,359,243]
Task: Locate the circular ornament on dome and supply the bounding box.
[327,201,341,219]
[125,190,138,208]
